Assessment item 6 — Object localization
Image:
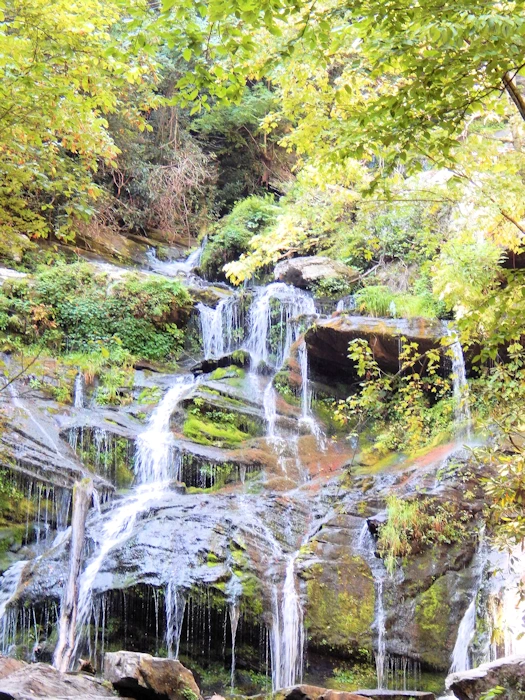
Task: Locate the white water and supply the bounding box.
[146,243,204,276]
[298,339,325,448]
[270,552,304,690]
[227,575,243,690]
[70,376,196,665]
[197,295,242,360]
[449,528,487,673]
[165,580,187,659]
[357,522,388,688]
[134,375,196,483]
[73,372,84,409]
[245,283,316,368]
[447,330,471,438]
[0,560,27,623]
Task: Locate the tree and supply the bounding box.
[0,0,155,242]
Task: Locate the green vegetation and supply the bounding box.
[377,496,473,574]
[0,262,191,362]
[201,195,279,281]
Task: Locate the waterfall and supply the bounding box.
[165,581,187,659]
[146,241,205,276]
[336,294,356,313]
[197,295,242,360]
[298,340,325,448]
[73,372,84,409]
[449,528,487,673]
[447,330,471,438]
[245,283,316,368]
[356,522,388,688]
[134,375,195,483]
[0,560,28,642]
[227,574,243,690]
[70,375,196,665]
[270,553,304,690]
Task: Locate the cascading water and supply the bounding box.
[197,295,243,360]
[165,580,187,659]
[70,375,196,665]
[447,330,471,438]
[73,372,84,409]
[356,522,388,688]
[449,528,487,673]
[245,283,316,369]
[271,552,304,690]
[0,560,28,648]
[146,242,204,276]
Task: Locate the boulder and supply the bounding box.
[104,651,202,700]
[304,316,447,381]
[0,657,26,680]
[0,661,114,698]
[274,256,359,290]
[446,655,525,700]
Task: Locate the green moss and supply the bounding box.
[305,554,374,656]
[183,416,249,447]
[210,365,244,381]
[415,575,452,667]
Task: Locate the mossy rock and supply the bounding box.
[414,574,454,668]
[304,552,374,657]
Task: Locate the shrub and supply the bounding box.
[0,262,192,362]
[200,195,279,280]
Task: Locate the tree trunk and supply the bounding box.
[503,71,525,121]
[53,478,93,673]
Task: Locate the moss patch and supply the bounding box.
[304,553,374,657]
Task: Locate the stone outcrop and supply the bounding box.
[447,655,525,700]
[304,316,447,381]
[0,659,113,698]
[274,256,359,290]
[104,651,202,700]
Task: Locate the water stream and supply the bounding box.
[70,375,197,665]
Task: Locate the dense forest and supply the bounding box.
[0,1,524,699]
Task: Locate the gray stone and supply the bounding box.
[274,256,359,290]
[0,660,114,699]
[104,651,201,700]
[447,655,525,700]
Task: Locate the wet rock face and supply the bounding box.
[447,655,525,700]
[299,515,375,658]
[274,257,359,290]
[0,659,114,698]
[304,316,447,381]
[104,651,202,700]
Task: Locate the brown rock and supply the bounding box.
[0,657,26,680]
[447,654,525,700]
[104,650,202,700]
[0,661,114,698]
[305,316,447,381]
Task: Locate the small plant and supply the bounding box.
[377,495,473,573]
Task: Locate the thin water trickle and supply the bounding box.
[356,522,388,688]
[270,553,304,690]
[447,330,471,439]
[73,372,84,409]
